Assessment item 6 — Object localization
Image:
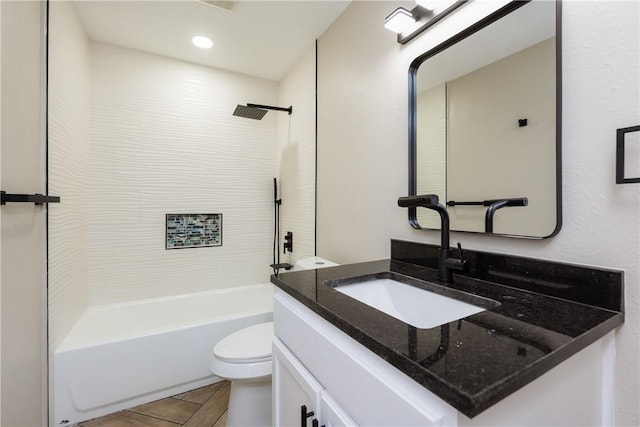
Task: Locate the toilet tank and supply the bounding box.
[295,256,339,271]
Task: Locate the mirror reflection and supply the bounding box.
[410,1,560,238]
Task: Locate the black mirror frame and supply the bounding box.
[407,0,562,239]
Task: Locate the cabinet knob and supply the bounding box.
[311,418,325,427]
[300,405,314,427]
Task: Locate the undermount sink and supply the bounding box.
[325,272,498,329]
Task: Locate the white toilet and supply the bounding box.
[209,257,338,427]
[209,322,274,427]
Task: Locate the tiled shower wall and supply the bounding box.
[48,1,90,352]
[87,42,278,305]
[276,46,317,266]
[49,1,281,347]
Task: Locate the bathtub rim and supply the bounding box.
[56,282,274,352]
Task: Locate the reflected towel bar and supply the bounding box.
[447,198,528,233]
[446,198,528,207]
[1,191,61,205]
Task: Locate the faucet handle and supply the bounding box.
[457,242,465,262]
[445,242,470,273]
[457,242,470,272]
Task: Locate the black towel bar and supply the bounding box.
[1,191,61,205]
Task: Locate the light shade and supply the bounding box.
[387,0,468,44]
[384,7,416,34]
[415,0,458,12]
[192,35,213,49]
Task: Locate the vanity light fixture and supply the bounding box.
[384,7,416,34]
[385,0,468,44]
[415,0,459,12]
[192,35,213,49]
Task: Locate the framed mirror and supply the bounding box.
[408,1,561,238]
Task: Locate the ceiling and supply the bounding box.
[73,0,351,81]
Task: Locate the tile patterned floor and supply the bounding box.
[76,381,229,427]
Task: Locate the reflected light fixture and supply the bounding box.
[192,35,213,49]
[385,0,468,44]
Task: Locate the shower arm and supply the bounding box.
[247,104,293,115]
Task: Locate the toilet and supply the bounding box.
[209,322,274,427]
[209,257,338,427]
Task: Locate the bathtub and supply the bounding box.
[52,283,273,426]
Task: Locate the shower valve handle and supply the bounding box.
[284,231,293,253]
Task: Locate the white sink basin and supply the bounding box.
[333,277,488,329]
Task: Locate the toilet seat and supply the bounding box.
[209,322,274,381]
[213,322,273,364]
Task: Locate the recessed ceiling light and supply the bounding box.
[192,35,213,49]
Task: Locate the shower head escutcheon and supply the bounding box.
[233,103,293,120]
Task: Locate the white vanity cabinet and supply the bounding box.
[273,288,615,427]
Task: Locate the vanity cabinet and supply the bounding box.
[273,287,615,426]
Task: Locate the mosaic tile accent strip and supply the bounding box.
[166,214,222,249]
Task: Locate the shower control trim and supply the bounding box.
[284,231,293,253]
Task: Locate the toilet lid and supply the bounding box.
[213,322,274,363]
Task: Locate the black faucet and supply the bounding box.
[398,194,468,283]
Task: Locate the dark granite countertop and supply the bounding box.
[270,241,624,418]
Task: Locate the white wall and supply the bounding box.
[0,1,47,425]
[48,0,90,353]
[317,1,639,425]
[277,45,317,265]
[87,43,278,305]
[0,2,3,420]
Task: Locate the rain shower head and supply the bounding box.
[233,105,268,120]
[233,103,293,120]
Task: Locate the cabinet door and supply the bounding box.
[273,338,324,427]
[321,393,358,427]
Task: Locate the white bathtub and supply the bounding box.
[52,283,273,426]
